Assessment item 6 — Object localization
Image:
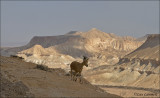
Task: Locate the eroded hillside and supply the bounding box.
[85,34,160,90]
[1,28,144,65]
[17,45,75,71]
[0,56,121,97]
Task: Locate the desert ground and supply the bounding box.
[100,86,159,97]
[0,56,121,97]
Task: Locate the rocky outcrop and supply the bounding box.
[84,34,160,89]
[125,34,160,60]
[18,45,57,56]
[118,34,160,73]
[17,45,74,71]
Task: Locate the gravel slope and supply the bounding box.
[0,56,121,97]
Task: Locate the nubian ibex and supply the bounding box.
[70,56,89,82]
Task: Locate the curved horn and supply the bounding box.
[83,56,87,60]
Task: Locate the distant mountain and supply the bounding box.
[85,34,160,89]
[51,28,143,58]
[124,34,160,60]
[1,28,144,60]
[9,28,145,73]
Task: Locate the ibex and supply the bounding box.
[70,56,89,82]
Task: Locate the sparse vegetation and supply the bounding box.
[18,57,24,59]
[146,71,154,76]
[10,55,18,58]
[138,70,144,74]
[10,55,24,60]
[119,66,125,72]
[36,64,49,71]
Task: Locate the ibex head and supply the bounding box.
[83,56,89,67]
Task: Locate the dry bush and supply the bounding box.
[119,66,125,72]
[36,64,49,71]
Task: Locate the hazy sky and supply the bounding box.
[1,1,159,47]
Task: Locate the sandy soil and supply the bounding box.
[101,86,159,97]
[0,56,120,97]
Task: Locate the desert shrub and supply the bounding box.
[18,57,24,59]
[10,55,24,60]
[36,64,49,71]
[119,66,125,72]
[138,70,144,74]
[146,71,153,76]
[114,66,118,70]
[10,55,18,58]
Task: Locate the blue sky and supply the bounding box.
[1,1,159,47]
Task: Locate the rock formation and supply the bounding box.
[17,45,74,71]
[1,28,144,60]
[85,34,160,89]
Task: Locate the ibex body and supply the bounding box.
[70,56,89,82]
